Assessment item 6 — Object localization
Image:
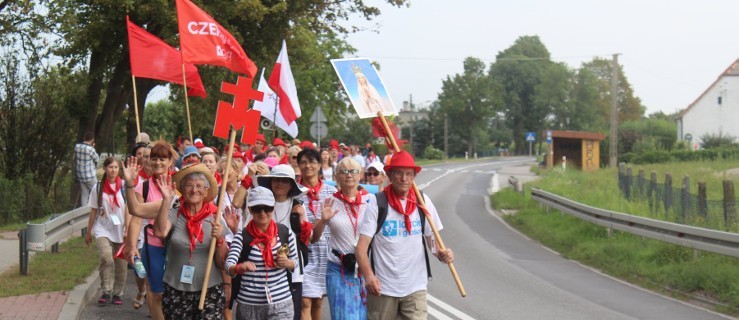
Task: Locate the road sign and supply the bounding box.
[546,130,552,144]
[310,107,327,123]
[310,122,328,140]
[525,132,536,142]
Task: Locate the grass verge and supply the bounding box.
[0,236,98,297]
[493,185,739,316]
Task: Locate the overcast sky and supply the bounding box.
[343,0,739,116]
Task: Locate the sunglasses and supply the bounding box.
[250,206,274,214]
[365,171,380,177]
[338,169,360,175]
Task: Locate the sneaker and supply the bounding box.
[98,293,110,304]
[112,295,123,305]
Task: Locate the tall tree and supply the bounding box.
[490,35,555,154]
[437,57,498,155]
[42,0,408,151]
[580,58,645,124]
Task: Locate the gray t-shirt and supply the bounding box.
[163,207,228,292]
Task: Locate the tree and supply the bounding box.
[580,58,645,124]
[41,0,408,151]
[437,57,498,155]
[490,35,556,154]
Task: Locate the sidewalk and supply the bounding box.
[0,231,20,274]
[0,231,96,320]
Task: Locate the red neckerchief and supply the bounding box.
[178,202,217,255]
[134,170,149,185]
[214,171,222,185]
[384,186,416,233]
[102,176,122,209]
[367,154,376,163]
[333,188,367,237]
[300,178,323,216]
[247,220,278,268]
[280,154,289,165]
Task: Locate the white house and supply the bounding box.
[677,59,739,148]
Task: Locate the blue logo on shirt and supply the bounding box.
[381,220,397,237]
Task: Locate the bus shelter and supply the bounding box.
[545,130,606,171]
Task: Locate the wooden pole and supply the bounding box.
[131,75,141,134]
[377,111,467,297]
[199,128,237,309]
[182,63,194,142]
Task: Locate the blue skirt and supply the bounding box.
[326,262,366,320]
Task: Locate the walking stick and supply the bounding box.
[377,111,466,297]
[199,128,236,309]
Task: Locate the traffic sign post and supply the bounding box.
[309,107,328,146]
[526,132,536,157]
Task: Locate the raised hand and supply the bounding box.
[321,197,338,222]
[156,174,175,200]
[122,156,139,184]
[223,206,240,234]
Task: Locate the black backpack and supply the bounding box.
[229,224,291,309]
[370,191,432,278]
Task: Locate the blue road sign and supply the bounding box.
[525,132,536,142]
[546,130,552,144]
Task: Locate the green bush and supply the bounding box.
[422,146,444,160]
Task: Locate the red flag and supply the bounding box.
[176,0,257,77]
[267,40,301,125]
[126,17,206,98]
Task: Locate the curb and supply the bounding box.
[59,268,99,320]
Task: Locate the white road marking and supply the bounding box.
[428,305,455,320]
[428,294,477,320]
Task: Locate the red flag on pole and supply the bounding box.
[126,17,207,98]
[267,40,301,125]
[176,0,257,77]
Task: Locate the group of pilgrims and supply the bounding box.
[81,132,454,320]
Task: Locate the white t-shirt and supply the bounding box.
[327,193,377,265]
[87,182,126,243]
[358,193,442,297]
[322,167,334,182]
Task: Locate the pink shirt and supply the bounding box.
[135,178,165,247]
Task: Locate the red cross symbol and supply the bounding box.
[212,76,264,145]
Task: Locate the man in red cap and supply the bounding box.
[244,133,267,163]
[273,137,289,164]
[355,150,454,320]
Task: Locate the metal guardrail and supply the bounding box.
[18,206,90,275]
[531,188,739,258]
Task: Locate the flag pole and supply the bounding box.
[199,127,237,309]
[377,111,467,297]
[131,74,141,134]
[181,62,194,142]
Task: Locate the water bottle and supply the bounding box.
[134,256,147,279]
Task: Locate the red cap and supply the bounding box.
[329,139,339,147]
[194,141,205,149]
[256,134,266,143]
[273,138,286,147]
[231,149,244,161]
[299,140,314,149]
[383,151,421,174]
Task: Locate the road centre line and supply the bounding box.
[428,294,477,320]
[428,305,455,320]
[419,162,489,320]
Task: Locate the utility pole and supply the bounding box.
[409,94,414,155]
[444,113,448,159]
[609,53,620,168]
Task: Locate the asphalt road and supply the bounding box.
[80,157,732,319]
